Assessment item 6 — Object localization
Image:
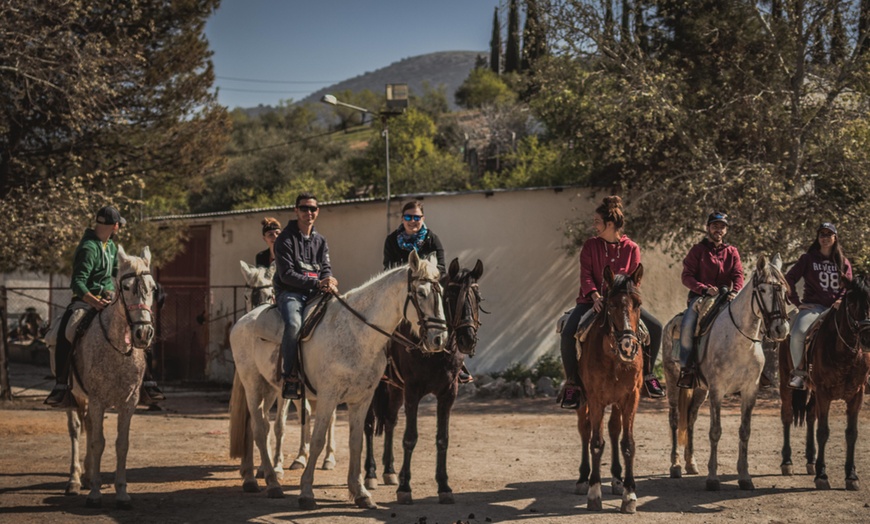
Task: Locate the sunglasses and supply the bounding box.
[403,214,423,222]
[297,205,318,213]
[819,231,835,238]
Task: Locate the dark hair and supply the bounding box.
[295,192,317,206]
[808,231,847,276]
[402,200,424,215]
[261,217,281,235]
[595,195,625,231]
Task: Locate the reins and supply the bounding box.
[831,292,870,352]
[444,279,483,353]
[598,279,642,360]
[97,271,154,356]
[728,270,787,344]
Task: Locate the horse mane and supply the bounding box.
[346,266,408,297]
[608,273,641,300]
[349,258,441,298]
[847,274,870,310]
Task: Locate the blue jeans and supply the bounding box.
[679,297,703,367]
[277,290,307,379]
[789,304,827,371]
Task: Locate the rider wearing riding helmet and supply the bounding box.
[676,211,744,389]
[785,222,852,390]
[559,195,665,409]
[383,200,474,383]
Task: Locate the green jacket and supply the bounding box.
[70,229,118,299]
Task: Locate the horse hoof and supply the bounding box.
[321,457,336,471]
[115,499,133,510]
[242,480,260,493]
[65,482,81,496]
[611,480,624,495]
[587,497,602,511]
[438,491,455,504]
[365,477,379,490]
[620,498,637,514]
[806,463,816,476]
[738,479,755,491]
[846,479,860,491]
[290,460,306,471]
[299,496,318,510]
[575,481,589,495]
[383,473,399,486]
[669,466,682,479]
[781,464,793,476]
[814,478,831,490]
[396,491,413,505]
[686,464,700,475]
[266,486,285,499]
[355,496,377,509]
[85,497,101,508]
[705,479,720,491]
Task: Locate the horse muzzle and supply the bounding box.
[455,328,478,356]
[132,323,155,349]
[767,319,789,342]
[616,332,640,362]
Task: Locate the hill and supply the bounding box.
[241,51,484,117]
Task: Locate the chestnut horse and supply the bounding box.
[363,258,484,504]
[575,265,644,514]
[780,275,870,490]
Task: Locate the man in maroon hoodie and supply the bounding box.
[677,212,744,388]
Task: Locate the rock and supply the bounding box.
[523,378,535,397]
[505,381,524,398]
[476,377,505,398]
[475,374,494,386]
[535,377,557,397]
[457,382,477,399]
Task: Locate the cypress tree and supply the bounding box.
[521,0,547,71]
[490,7,502,73]
[505,0,521,73]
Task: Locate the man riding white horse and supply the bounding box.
[677,211,744,389]
[274,192,339,400]
[45,206,164,406]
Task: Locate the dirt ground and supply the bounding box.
[2,362,870,524]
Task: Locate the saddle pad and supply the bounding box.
[250,294,334,345]
[803,309,830,364]
[668,311,711,363]
[300,293,333,343]
[45,302,93,348]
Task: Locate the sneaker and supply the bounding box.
[788,373,806,390]
[142,381,166,401]
[643,375,665,398]
[44,384,70,406]
[677,368,696,389]
[759,371,773,389]
[560,384,585,410]
[282,378,302,400]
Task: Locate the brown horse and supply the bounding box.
[575,265,644,514]
[781,275,870,490]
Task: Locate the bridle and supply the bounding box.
[832,289,870,352]
[728,270,788,343]
[600,280,642,360]
[246,283,275,309]
[99,271,155,355]
[444,277,483,355]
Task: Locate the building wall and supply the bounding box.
[193,187,687,381]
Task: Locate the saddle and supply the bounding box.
[573,308,650,361]
[800,309,830,375]
[44,302,99,349]
[249,293,334,345]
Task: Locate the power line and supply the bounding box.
[217,87,316,94]
[216,75,339,84]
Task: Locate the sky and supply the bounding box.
[205,0,504,110]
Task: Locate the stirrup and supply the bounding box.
[559,384,585,410]
[282,378,302,400]
[788,373,806,391]
[677,368,697,389]
[142,381,166,401]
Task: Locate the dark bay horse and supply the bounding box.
[780,275,870,490]
[575,265,644,514]
[363,258,484,504]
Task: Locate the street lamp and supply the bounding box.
[321,85,407,235]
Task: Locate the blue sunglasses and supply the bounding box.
[403,214,423,222]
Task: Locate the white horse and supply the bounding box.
[59,246,156,509]
[230,261,336,490]
[229,250,448,507]
[663,254,790,490]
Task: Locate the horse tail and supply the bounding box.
[372,380,390,437]
[791,388,811,427]
[228,371,250,459]
[677,387,693,447]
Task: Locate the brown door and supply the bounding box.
[155,225,210,381]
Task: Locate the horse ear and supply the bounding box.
[471,259,484,280]
[117,244,127,260]
[756,254,767,272]
[631,263,643,286]
[408,249,421,271]
[603,265,614,287]
[142,246,151,266]
[448,258,460,280]
[240,260,253,280]
[771,253,783,270]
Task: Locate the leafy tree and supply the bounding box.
[455,68,517,109]
[506,0,522,73]
[411,82,450,122]
[0,0,228,272]
[522,0,548,71]
[490,7,502,73]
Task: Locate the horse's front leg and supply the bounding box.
[706,394,723,491]
[85,403,107,508]
[619,397,639,514]
[780,385,794,475]
[814,395,832,489]
[290,398,310,470]
[608,407,624,495]
[323,405,337,470]
[65,408,84,495]
[586,403,606,511]
[435,388,458,504]
[298,397,339,510]
[346,401,377,509]
[382,384,403,486]
[667,374,683,478]
[685,388,706,475]
[575,407,591,495]
[113,402,137,509]
[271,396,289,479]
[844,392,862,491]
[364,401,379,489]
[806,394,817,475]
[397,391,422,504]
[737,386,758,490]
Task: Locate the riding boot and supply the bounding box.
[677,366,697,389]
[45,311,74,407]
[140,349,165,402]
[281,375,302,400]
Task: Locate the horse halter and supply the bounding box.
[100,271,156,355]
[403,269,448,344]
[730,270,788,343]
[601,282,642,360]
[246,283,275,309]
[444,278,483,355]
[832,292,870,353]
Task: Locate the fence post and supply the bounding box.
[0,286,12,400]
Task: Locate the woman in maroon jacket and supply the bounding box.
[785,222,852,390]
[559,196,665,409]
[677,211,744,388]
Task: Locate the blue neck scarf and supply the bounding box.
[397,223,428,252]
